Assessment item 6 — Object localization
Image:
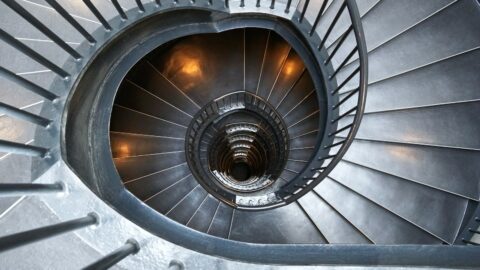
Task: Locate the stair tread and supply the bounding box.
[187,195,220,233]
[255,32,291,100]
[324,0,381,50]
[167,185,209,225]
[207,202,234,239]
[336,0,480,91]
[115,79,193,126]
[342,139,480,200]
[316,178,443,244]
[229,203,327,244]
[298,192,372,244]
[114,149,186,182]
[110,105,187,138]
[128,164,192,201]
[147,173,198,213]
[331,0,455,76]
[331,160,469,243]
[339,47,480,113]
[147,29,245,108]
[129,61,200,115]
[110,132,184,158]
[339,100,480,150]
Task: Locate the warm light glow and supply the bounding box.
[163,44,205,81]
[181,59,201,75]
[402,132,423,142]
[117,144,130,158]
[283,60,298,76]
[161,43,207,92]
[388,146,414,160]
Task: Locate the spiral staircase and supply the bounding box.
[0,0,479,269]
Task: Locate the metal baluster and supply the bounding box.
[298,0,310,23]
[285,0,292,13]
[83,0,112,31]
[329,46,357,79]
[332,87,359,109]
[168,260,185,270]
[0,213,98,252]
[0,183,63,197]
[270,0,275,9]
[0,29,69,78]
[1,0,82,60]
[135,0,145,12]
[324,25,353,64]
[154,0,161,6]
[331,106,357,123]
[0,67,58,100]
[0,102,51,127]
[82,239,140,270]
[111,0,128,20]
[324,139,345,149]
[309,167,327,172]
[462,239,479,246]
[318,155,335,161]
[256,0,260,7]
[317,1,347,46]
[0,139,48,157]
[309,0,329,35]
[44,0,96,45]
[469,229,480,234]
[328,123,353,136]
[331,66,360,94]
[240,0,245,7]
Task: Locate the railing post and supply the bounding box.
[135,0,145,12]
[111,0,128,20]
[0,139,48,158]
[0,102,52,127]
[1,0,82,60]
[83,0,112,31]
[0,67,58,100]
[82,239,140,270]
[44,0,97,45]
[0,213,98,252]
[0,29,70,78]
[0,183,63,197]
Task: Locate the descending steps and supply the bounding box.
[0,0,479,268]
[111,28,324,243]
[104,0,479,246]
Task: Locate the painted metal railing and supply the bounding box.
[272,0,368,206]
[0,0,362,265]
[0,0,476,268]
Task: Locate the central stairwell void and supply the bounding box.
[0,0,479,269]
[64,7,365,245]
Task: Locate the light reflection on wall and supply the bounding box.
[283,60,297,76]
[181,58,201,76]
[388,145,415,160]
[113,143,130,159]
[162,42,206,91]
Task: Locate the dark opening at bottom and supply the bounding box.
[230,162,252,182]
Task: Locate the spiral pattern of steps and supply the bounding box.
[109,29,330,242]
[0,0,479,269]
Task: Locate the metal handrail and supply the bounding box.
[5,0,477,269]
[0,0,367,209]
[276,0,368,205]
[313,0,368,193]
